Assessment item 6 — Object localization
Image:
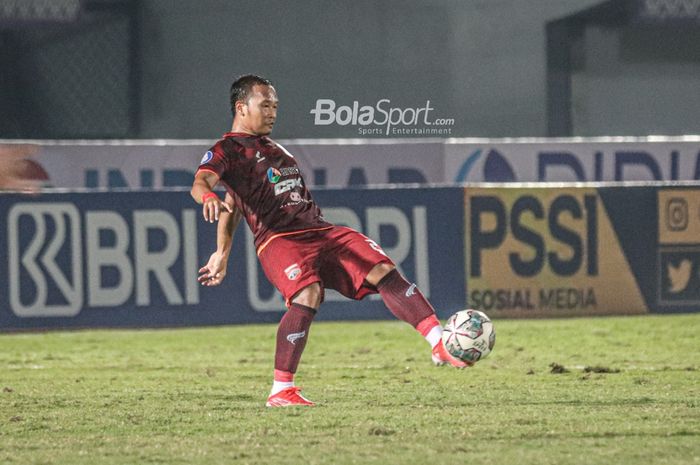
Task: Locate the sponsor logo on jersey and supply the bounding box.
[274,178,303,196]
[280,191,311,208]
[280,191,312,208]
[279,167,300,176]
[255,151,265,163]
[200,151,213,165]
[267,167,281,183]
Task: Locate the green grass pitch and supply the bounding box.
[1,314,698,465]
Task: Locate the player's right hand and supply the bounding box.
[198,252,228,286]
[202,195,233,223]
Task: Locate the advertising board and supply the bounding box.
[0,187,465,330]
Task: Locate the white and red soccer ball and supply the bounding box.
[442,309,496,364]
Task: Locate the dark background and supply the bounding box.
[0,0,698,139]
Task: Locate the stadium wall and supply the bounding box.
[137,0,602,139]
[138,0,700,139]
[4,0,698,140]
[1,184,699,331]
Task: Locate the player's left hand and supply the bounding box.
[202,195,233,223]
[198,252,227,286]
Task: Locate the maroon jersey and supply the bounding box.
[196,132,332,252]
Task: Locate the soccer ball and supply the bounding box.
[442,309,495,364]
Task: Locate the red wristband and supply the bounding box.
[202,192,219,203]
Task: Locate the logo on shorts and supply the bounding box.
[286,331,306,345]
[365,238,387,256]
[405,283,417,297]
[200,151,213,165]
[285,263,301,280]
[267,167,281,183]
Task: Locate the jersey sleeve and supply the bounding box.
[196,145,227,178]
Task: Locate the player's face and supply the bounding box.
[239,84,278,135]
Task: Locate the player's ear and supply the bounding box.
[235,100,247,117]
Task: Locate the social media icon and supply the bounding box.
[667,259,692,293]
[666,198,688,231]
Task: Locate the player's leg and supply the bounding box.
[267,283,320,407]
[258,234,324,407]
[321,226,468,368]
[365,264,469,368]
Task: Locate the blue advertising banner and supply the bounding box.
[4,184,699,331]
[0,188,465,330]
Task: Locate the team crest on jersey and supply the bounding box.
[284,263,302,280]
[200,151,213,165]
[267,167,281,183]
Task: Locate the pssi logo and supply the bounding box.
[467,192,604,312]
[469,193,599,278]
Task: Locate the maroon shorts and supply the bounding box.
[257,226,393,307]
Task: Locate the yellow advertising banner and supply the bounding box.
[465,187,648,318]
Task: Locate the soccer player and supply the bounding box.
[190,74,468,407]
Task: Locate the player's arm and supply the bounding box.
[198,192,242,286]
[214,192,242,262]
[191,170,232,222]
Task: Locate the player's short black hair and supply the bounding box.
[230,74,273,116]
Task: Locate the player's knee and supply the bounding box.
[365,262,396,287]
[291,282,322,309]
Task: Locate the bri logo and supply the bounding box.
[267,167,281,183]
[8,203,83,317]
